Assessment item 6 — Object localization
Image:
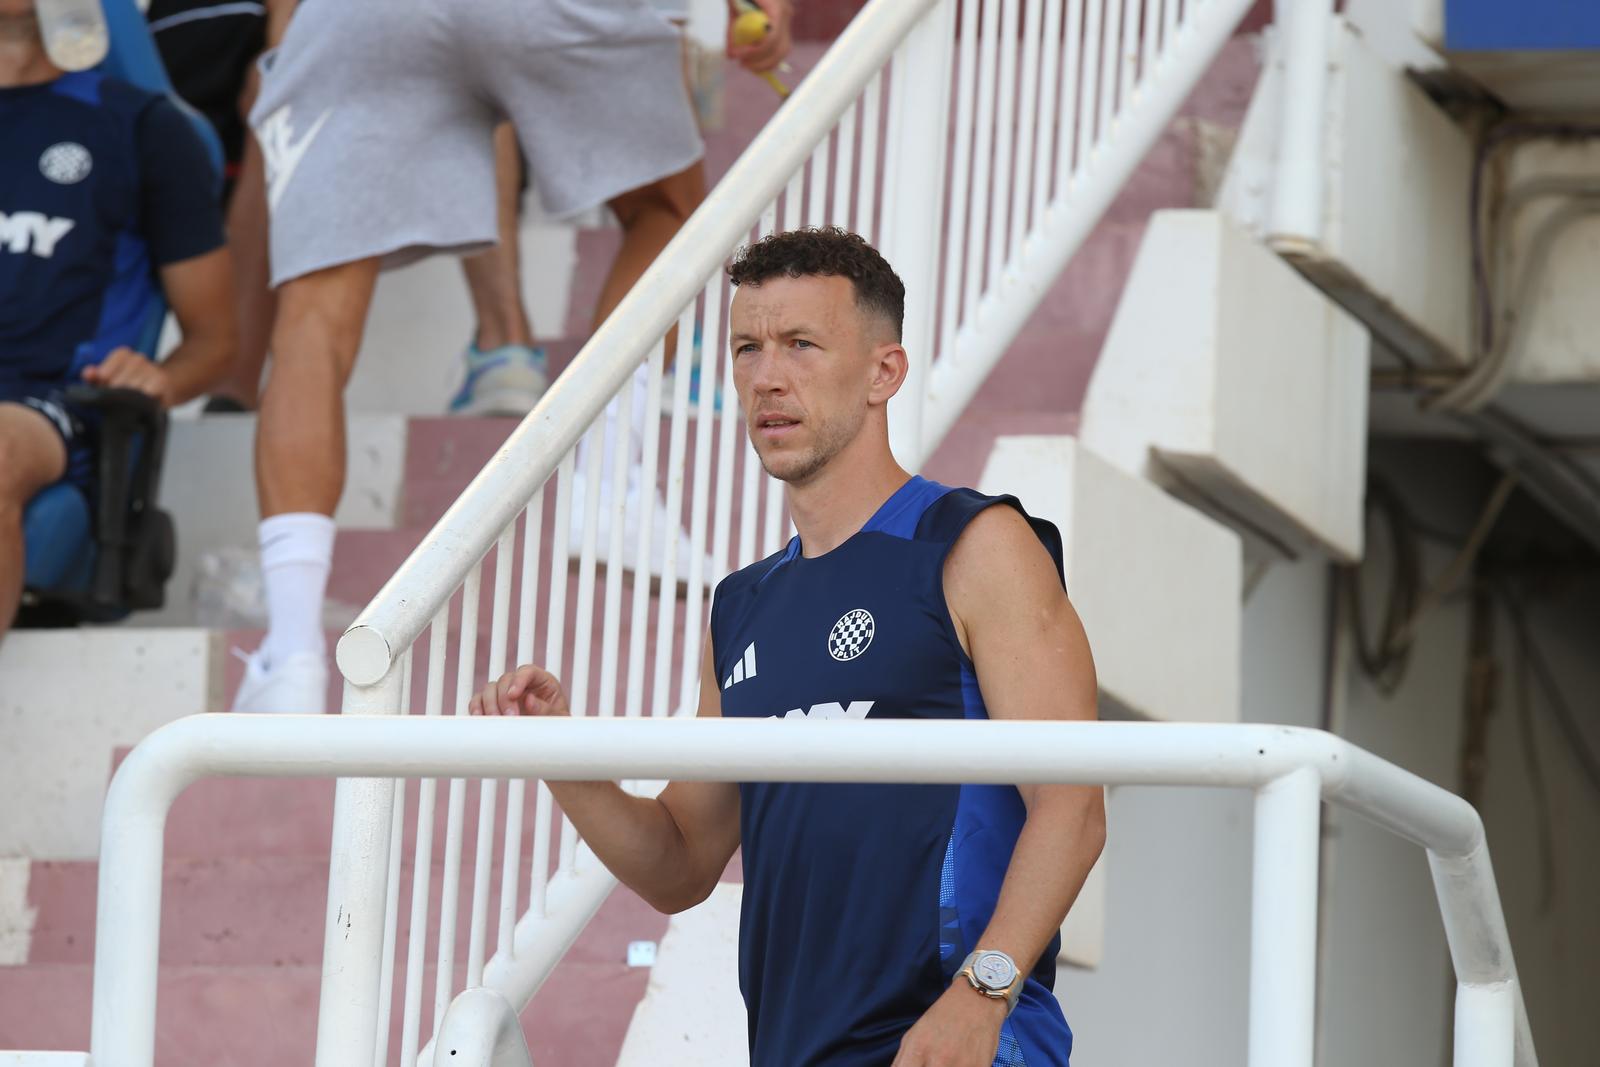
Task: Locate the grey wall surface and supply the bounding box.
[1058,536,1600,1066]
[1055,554,1329,1065]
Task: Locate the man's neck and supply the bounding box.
[786,434,912,558]
[0,31,61,88]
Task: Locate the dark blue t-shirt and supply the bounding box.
[711,476,1075,1067]
[0,71,223,383]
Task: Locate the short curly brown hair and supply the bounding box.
[727,227,906,340]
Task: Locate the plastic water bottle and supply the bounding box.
[36,0,109,72]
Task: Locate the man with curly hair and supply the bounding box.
[475,227,1104,1066]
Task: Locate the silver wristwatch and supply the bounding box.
[956,949,1023,1014]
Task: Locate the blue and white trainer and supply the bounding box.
[449,341,550,417]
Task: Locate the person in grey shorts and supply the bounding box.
[232,0,772,712]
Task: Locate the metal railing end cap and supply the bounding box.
[337,624,393,687]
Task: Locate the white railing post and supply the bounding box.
[882,0,955,469]
[1247,766,1322,1067]
[1430,841,1523,1067]
[1455,982,1516,1067]
[314,670,406,1067]
[1267,0,1333,255]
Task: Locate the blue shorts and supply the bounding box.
[0,381,98,494]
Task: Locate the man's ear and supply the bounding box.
[867,342,909,406]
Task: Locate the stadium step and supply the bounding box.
[0,954,655,1066]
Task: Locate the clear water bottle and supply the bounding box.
[36,0,109,72]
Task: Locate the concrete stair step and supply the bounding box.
[1079,211,1370,563]
[0,629,222,861]
[0,952,652,1067]
[25,855,667,971]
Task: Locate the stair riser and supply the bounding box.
[27,858,666,970]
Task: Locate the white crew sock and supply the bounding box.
[259,512,336,667]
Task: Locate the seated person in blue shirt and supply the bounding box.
[0,0,234,642]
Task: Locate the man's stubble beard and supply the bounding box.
[753,405,865,487]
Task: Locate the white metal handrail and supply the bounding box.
[85,716,1534,1067]
[318,0,1290,1062]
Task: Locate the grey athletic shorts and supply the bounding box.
[249,0,704,286]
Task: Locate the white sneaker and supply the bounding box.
[567,471,715,586]
[230,648,329,714]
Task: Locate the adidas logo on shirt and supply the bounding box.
[724,642,757,689]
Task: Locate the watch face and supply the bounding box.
[973,951,1016,990]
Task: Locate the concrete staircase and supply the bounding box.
[0,21,1270,1065]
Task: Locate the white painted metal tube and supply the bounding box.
[1055,0,1086,196]
[857,72,883,243]
[1032,0,1064,225]
[938,0,980,357]
[883,0,955,466]
[1078,0,1104,161]
[398,615,448,1064]
[678,276,725,713]
[421,851,618,1067]
[832,103,857,231]
[1246,767,1321,1067]
[90,718,1536,1067]
[921,0,1258,459]
[1454,981,1516,1067]
[372,652,411,1067]
[782,168,804,234]
[624,344,666,723]
[334,0,940,688]
[649,304,697,723]
[963,0,1000,319]
[469,533,515,978]
[709,343,739,583]
[431,577,478,1036]
[990,0,1021,282]
[1011,0,1045,256]
[597,376,633,719]
[1266,0,1332,254]
[1098,0,1121,136]
[432,987,533,1067]
[310,670,405,1067]
[808,136,832,229]
[1432,846,1529,1066]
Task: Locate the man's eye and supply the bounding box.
[794,339,813,349]
[736,343,758,355]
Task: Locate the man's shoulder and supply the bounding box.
[930,488,1067,589]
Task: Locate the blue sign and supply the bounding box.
[1447,0,1600,50]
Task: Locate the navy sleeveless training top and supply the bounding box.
[709,476,1074,1067]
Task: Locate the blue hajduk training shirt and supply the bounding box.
[0,70,221,383]
[710,476,1074,1067]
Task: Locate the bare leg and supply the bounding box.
[0,404,68,643]
[460,123,534,350]
[209,136,278,409]
[598,160,707,353]
[256,258,380,517]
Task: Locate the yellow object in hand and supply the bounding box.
[731,6,791,97]
[732,8,770,47]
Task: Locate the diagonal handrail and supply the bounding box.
[335,0,941,688]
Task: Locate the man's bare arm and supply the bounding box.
[83,248,236,405]
[894,504,1105,1065]
[472,639,741,914]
